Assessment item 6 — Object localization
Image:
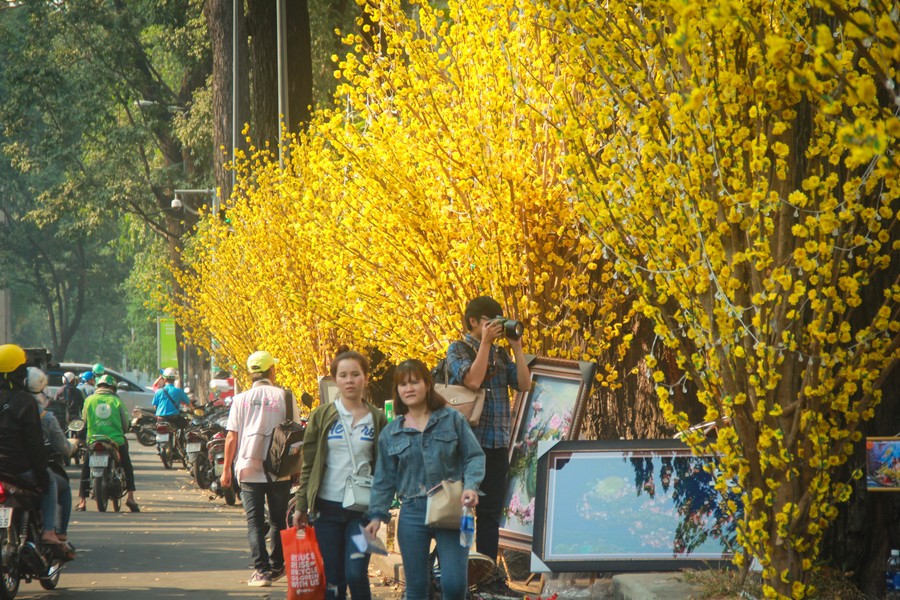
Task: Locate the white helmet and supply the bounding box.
[63,371,78,384]
[163,367,178,379]
[26,367,48,393]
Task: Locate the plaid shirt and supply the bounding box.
[446,333,521,449]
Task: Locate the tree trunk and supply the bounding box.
[286,0,313,133]
[246,0,278,150]
[205,0,249,204]
[820,264,900,598]
[581,312,704,441]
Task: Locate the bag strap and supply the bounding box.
[162,387,179,413]
[283,388,294,422]
[338,409,360,475]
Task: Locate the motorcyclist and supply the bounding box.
[152,367,191,433]
[76,374,140,512]
[26,367,76,557]
[77,370,96,399]
[55,371,85,424]
[0,344,50,505]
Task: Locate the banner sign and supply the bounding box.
[157,316,179,371]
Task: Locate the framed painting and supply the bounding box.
[318,376,338,405]
[865,437,900,491]
[531,439,740,572]
[498,357,597,552]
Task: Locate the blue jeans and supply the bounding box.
[51,471,72,535]
[40,470,58,533]
[312,499,371,600]
[240,480,291,572]
[397,497,468,600]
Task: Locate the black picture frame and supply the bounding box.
[498,357,597,552]
[531,439,739,572]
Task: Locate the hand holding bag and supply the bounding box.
[339,414,373,512]
[281,526,326,600]
[425,479,464,529]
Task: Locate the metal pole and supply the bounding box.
[232,0,238,194]
[276,0,288,169]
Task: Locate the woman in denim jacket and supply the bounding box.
[365,359,485,600]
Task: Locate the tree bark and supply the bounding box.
[581,312,704,441]
[246,0,278,150]
[205,0,249,204]
[286,0,313,133]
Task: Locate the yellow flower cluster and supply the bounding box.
[553,0,898,597]
[172,1,897,597]
[172,0,630,398]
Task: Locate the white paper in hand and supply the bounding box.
[350,523,389,558]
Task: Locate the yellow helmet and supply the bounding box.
[0,344,26,373]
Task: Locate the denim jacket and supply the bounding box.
[367,406,485,522]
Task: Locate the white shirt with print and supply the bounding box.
[317,399,376,502]
[226,380,287,483]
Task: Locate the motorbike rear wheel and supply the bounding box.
[193,456,210,489]
[94,475,108,512]
[39,558,63,590]
[0,521,21,600]
[136,428,156,447]
[159,445,174,470]
[223,486,236,506]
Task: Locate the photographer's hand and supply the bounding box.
[480,319,503,345]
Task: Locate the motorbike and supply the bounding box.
[65,420,87,467]
[155,414,188,470]
[129,406,157,447]
[188,404,232,489]
[87,434,128,512]
[0,478,71,599]
[205,431,239,505]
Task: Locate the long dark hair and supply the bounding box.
[392,359,447,415]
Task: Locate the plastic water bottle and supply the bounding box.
[460,504,475,548]
[887,549,900,599]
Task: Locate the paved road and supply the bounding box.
[14,436,402,599]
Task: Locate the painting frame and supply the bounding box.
[531,439,739,572]
[865,437,900,492]
[317,375,338,405]
[498,357,597,553]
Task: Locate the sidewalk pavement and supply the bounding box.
[366,520,708,599]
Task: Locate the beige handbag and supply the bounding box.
[434,348,486,426]
[425,480,464,529]
[434,384,485,427]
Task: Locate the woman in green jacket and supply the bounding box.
[293,348,387,600]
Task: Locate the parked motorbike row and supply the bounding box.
[130,403,242,505]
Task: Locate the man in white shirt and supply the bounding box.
[221,350,292,587]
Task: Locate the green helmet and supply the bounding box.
[97,374,116,388]
[92,363,106,376]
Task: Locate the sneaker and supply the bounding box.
[247,570,272,587]
[269,566,285,581]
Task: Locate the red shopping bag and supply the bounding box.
[281,526,326,600]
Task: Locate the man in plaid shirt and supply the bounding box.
[446,296,530,582]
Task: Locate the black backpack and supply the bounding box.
[264,389,306,480]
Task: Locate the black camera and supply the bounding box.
[493,318,524,341]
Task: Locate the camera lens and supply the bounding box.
[504,319,524,341]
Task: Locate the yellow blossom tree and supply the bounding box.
[174,1,632,400]
[544,0,899,597]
